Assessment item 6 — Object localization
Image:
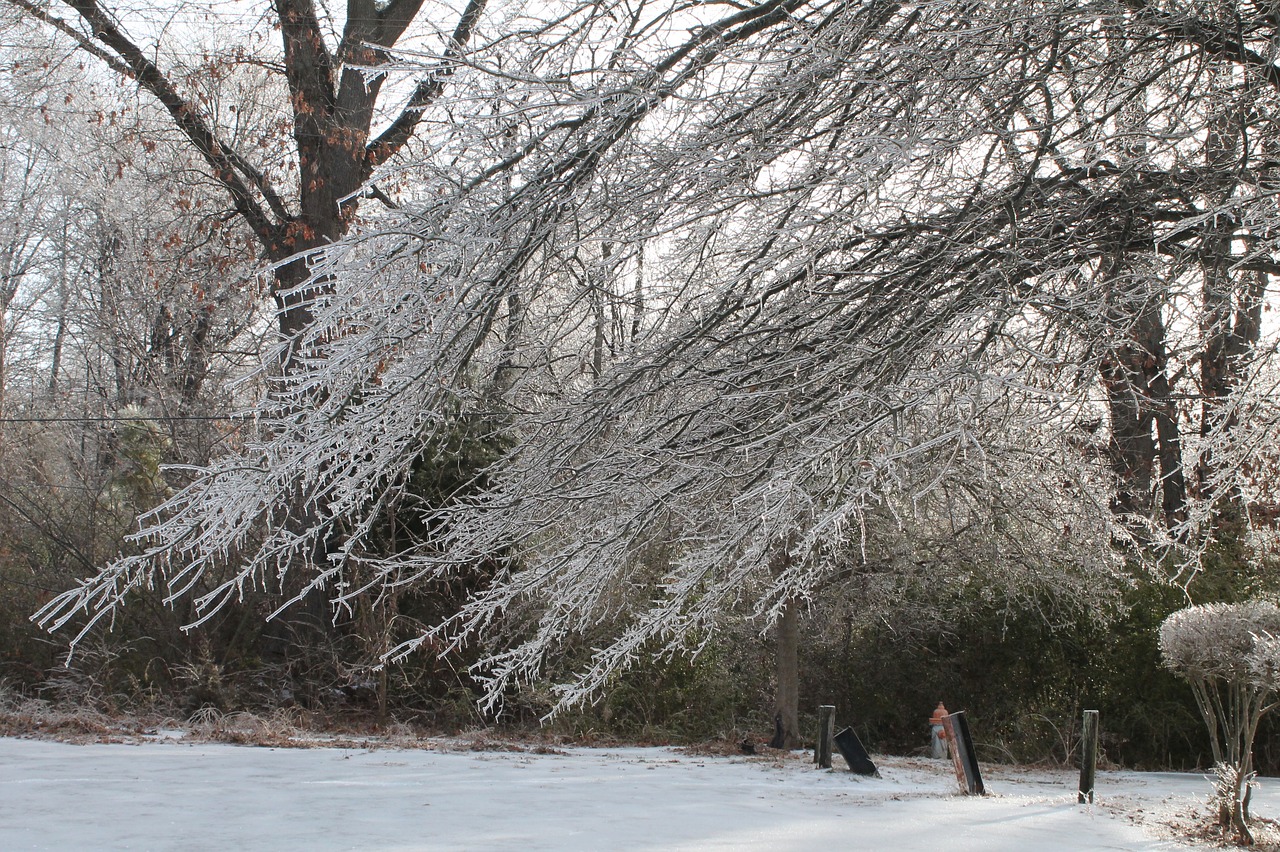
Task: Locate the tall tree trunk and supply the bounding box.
[48,225,70,397]
[1194,71,1264,534]
[0,247,16,461]
[772,593,801,749]
[1097,28,1187,531]
[0,295,7,463]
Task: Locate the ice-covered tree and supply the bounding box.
[28,0,1280,725]
[1160,602,1280,844]
[3,0,488,345]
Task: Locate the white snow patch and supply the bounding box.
[141,728,189,742]
[0,738,1242,850]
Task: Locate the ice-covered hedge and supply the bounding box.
[1159,601,1280,687]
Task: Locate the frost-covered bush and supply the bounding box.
[1159,602,1280,844]
[1246,632,1280,693]
[1160,602,1280,685]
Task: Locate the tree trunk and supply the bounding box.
[0,246,17,459]
[1099,254,1186,529]
[48,227,69,397]
[772,594,801,749]
[1096,41,1187,532]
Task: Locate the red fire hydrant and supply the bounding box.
[929,702,950,759]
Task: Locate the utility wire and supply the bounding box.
[0,414,249,423]
[0,410,512,424]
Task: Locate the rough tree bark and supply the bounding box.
[767,526,802,750]
[771,593,802,749]
[1100,285,1186,528]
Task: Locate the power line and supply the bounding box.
[0,479,100,493]
[0,410,514,424]
[0,414,248,424]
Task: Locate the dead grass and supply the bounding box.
[0,696,762,763]
[0,695,150,744]
[0,698,590,756]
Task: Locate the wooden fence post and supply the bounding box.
[816,705,835,768]
[1078,710,1099,804]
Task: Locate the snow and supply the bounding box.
[0,737,1243,850]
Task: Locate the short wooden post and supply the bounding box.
[1078,709,1099,804]
[816,705,835,768]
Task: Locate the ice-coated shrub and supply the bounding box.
[1159,601,1280,685]
[1246,632,1280,692]
[1159,601,1280,844]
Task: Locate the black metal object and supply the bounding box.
[944,710,985,795]
[832,727,878,776]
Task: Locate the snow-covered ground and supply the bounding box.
[0,736,1253,850]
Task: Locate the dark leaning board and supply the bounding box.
[946,711,985,796]
[832,727,878,776]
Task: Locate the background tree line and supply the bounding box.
[1,0,1279,769]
